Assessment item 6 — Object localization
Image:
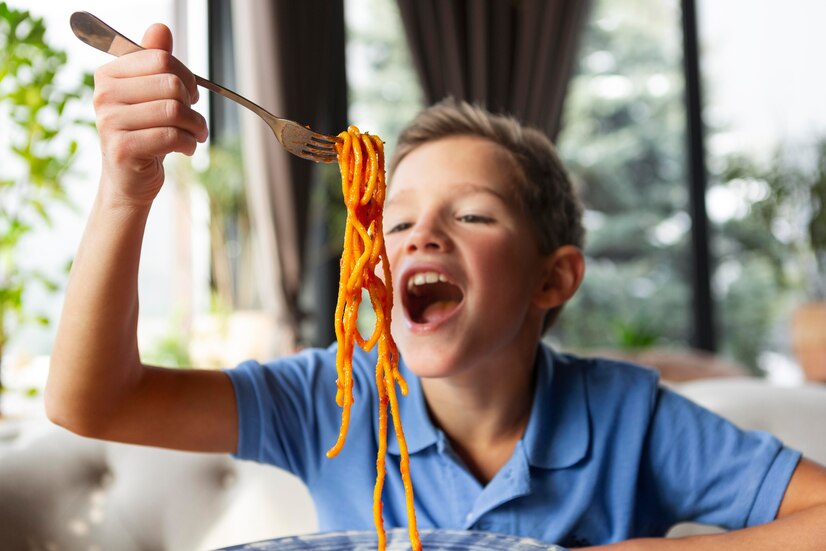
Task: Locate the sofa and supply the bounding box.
[1,376,825,550]
[0,420,317,550]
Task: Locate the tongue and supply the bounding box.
[420,300,460,324]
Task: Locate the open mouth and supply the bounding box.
[403,271,464,325]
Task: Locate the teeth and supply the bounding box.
[407,271,449,290]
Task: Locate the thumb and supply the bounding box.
[141,23,173,53]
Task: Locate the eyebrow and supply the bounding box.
[385,182,512,208]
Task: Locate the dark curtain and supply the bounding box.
[396,0,590,140]
[270,0,347,271]
[269,0,348,346]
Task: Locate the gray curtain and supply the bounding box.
[232,0,347,350]
[396,0,590,140]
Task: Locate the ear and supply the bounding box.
[534,245,585,310]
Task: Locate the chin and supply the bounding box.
[396,341,466,379]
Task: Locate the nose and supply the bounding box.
[405,216,451,254]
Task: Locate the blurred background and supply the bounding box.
[2,0,826,417]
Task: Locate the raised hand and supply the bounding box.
[93,23,208,207]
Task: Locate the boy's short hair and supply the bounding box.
[389,98,585,331]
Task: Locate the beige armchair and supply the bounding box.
[666,377,826,537]
[0,419,316,550]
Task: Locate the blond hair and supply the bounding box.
[390,98,585,330]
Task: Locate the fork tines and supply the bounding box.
[302,134,339,163]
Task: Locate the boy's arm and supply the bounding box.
[45,24,237,453]
[587,458,826,550]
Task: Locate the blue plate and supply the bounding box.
[218,528,567,550]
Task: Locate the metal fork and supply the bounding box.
[70,11,339,163]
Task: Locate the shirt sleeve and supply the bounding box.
[223,348,341,483]
[641,386,802,530]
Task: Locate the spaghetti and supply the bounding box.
[328,125,421,551]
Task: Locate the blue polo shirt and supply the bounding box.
[225,344,801,547]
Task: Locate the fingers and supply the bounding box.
[98,49,199,105]
[109,127,200,163]
[94,66,208,152]
[93,22,208,160]
[99,99,209,143]
[92,24,207,205]
[105,74,195,107]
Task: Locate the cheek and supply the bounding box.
[471,235,542,303]
[471,233,522,268]
[383,237,404,298]
[383,236,403,270]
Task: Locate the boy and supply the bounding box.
[47,24,826,549]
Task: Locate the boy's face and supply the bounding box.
[384,136,550,378]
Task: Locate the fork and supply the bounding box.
[69,11,339,163]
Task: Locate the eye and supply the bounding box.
[456,214,493,224]
[386,221,412,234]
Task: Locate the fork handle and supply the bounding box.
[70,11,276,122]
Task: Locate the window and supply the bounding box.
[553,0,821,378]
[553,0,694,357]
[345,0,423,153]
[699,0,826,378]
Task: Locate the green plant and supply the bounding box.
[0,3,93,405]
[613,318,661,350]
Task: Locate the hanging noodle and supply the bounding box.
[328,125,421,551]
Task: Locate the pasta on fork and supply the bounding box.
[329,126,421,551]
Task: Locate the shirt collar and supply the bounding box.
[523,344,591,469]
[382,344,591,468]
